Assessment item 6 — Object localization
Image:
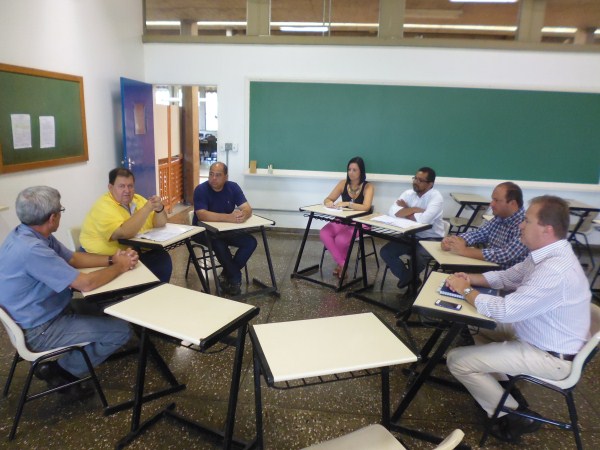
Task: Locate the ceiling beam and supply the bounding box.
[379,0,406,39]
[517,0,546,43]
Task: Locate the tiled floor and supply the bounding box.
[0,220,599,449]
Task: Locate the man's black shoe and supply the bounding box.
[34,361,60,381]
[62,380,95,400]
[490,408,542,443]
[226,281,242,296]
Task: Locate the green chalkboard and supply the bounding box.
[0,64,88,174]
[249,81,600,184]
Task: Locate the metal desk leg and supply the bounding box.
[204,234,222,297]
[253,352,264,450]
[292,213,315,275]
[251,227,279,296]
[381,366,390,429]
[391,322,462,423]
[185,238,209,293]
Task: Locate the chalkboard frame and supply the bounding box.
[0,63,88,174]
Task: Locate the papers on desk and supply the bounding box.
[371,215,416,229]
[324,206,352,212]
[135,223,195,242]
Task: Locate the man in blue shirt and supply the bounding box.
[0,186,137,397]
[441,182,528,269]
[192,162,257,296]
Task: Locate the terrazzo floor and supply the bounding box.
[0,215,599,449]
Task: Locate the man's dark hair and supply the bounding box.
[498,181,523,208]
[418,167,436,183]
[109,168,135,185]
[210,162,228,175]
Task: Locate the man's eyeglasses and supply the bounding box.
[57,207,65,213]
[412,176,430,184]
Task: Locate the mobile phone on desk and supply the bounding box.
[435,299,462,311]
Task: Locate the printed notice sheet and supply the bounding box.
[11,114,32,149]
[39,116,56,148]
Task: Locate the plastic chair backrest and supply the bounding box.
[188,210,195,226]
[0,307,43,362]
[69,226,81,251]
[542,303,600,389]
[434,429,465,450]
[443,220,450,237]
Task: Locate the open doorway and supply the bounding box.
[153,85,218,210]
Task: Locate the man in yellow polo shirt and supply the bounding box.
[80,168,172,282]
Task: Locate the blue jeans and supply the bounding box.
[380,239,437,287]
[139,248,172,283]
[24,306,132,378]
[195,233,257,283]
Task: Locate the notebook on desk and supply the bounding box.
[437,282,498,300]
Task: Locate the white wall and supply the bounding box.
[0,0,144,245]
[144,43,600,242]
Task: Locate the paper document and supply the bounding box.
[136,223,195,242]
[371,215,417,229]
[324,206,352,212]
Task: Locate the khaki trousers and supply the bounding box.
[447,325,572,417]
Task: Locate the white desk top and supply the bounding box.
[482,214,494,223]
[450,193,490,205]
[104,284,256,346]
[353,213,431,235]
[594,219,600,226]
[413,272,496,329]
[78,262,159,297]
[252,313,417,383]
[199,214,274,233]
[420,241,498,269]
[0,205,8,212]
[566,199,600,211]
[122,224,204,248]
[300,204,367,219]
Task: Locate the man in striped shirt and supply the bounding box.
[441,182,528,269]
[445,195,591,443]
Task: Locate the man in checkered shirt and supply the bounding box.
[441,182,528,269]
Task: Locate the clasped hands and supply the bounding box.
[146,195,165,213]
[112,248,139,271]
[445,272,471,293]
[230,209,248,223]
[441,235,467,255]
[324,199,350,209]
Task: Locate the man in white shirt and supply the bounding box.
[445,195,591,444]
[380,167,445,294]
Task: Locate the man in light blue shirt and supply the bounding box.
[0,186,137,397]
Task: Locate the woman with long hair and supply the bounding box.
[320,156,374,278]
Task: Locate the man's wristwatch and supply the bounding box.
[463,287,473,297]
[108,256,114,266]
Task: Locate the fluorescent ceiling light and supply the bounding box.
[146,21,181,26]
[406,23,517,32]
[450,0,517,3]
[280,26,329,33]
[542,27,577,34]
